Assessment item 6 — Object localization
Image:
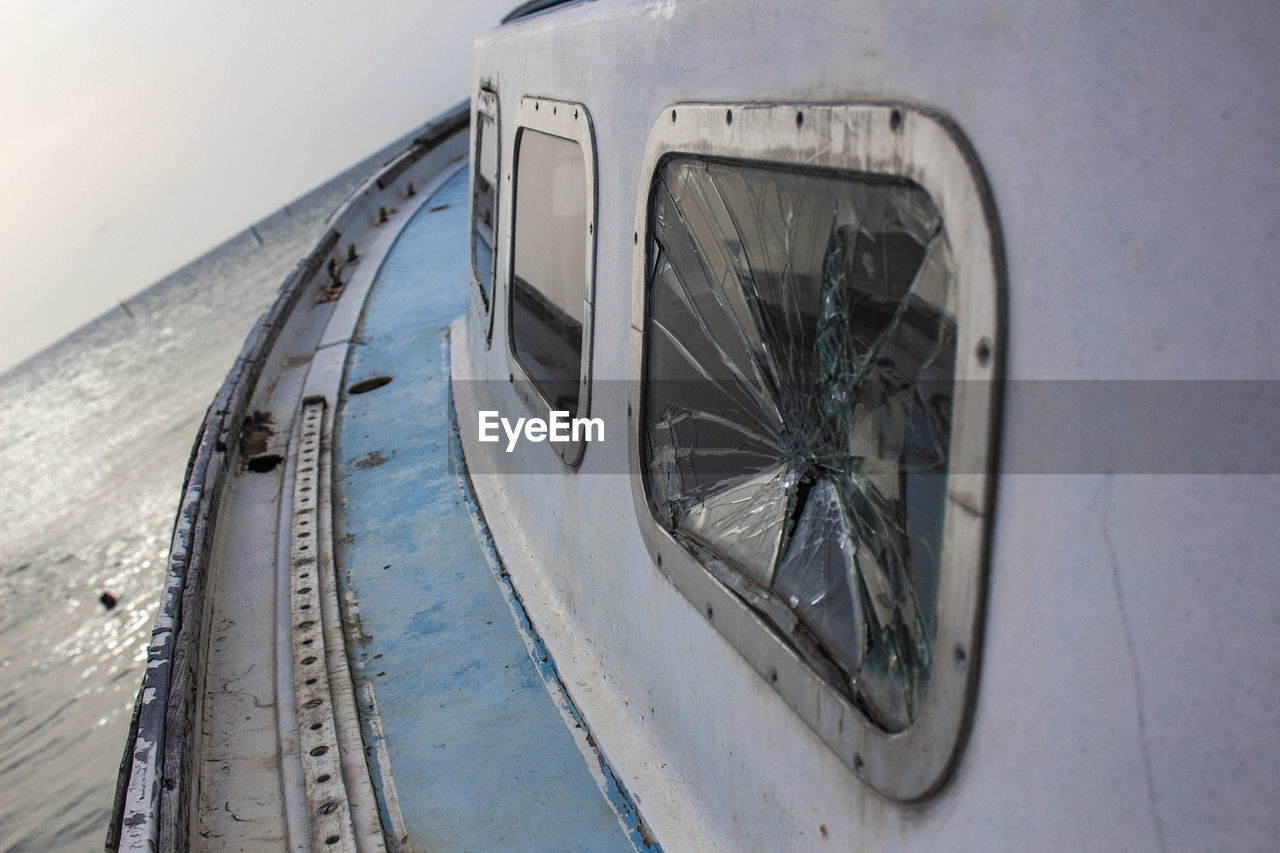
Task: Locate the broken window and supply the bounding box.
[471,108,499,309]
[642,155,957,732]
[509,128,589,415]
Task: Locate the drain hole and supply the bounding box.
[304,698,323,709]
[348,376,392,395]
[310,745,329,756]
[301,656,317,665]
[317,773,331,783]
[318,802,339,815]
[310,722,322,730]
[305,677,317,685]
[247,454,283,473]
[298,620,314,630]
[325,836,340,846]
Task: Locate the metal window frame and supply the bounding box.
[506,95,599,467]
[626,102,1005,802]
[471,88,500,346]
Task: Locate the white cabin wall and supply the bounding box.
[458,1,1280,849]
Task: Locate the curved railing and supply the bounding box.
[106,101,469,852]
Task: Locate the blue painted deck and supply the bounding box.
[332,167,644,852]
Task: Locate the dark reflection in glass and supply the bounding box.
[643,156,956,731]
[472,112,498,306]
[510,128,588,414]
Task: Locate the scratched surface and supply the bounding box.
[332,169,637,851]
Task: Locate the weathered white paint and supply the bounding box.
[456,1,1280,850]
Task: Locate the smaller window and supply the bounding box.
[506,98,597,466]
[511,128,588,413]
[471,90,500,326]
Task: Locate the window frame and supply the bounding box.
[471,88,501,345]
[506,96,599,467]
[626,102,1005,802]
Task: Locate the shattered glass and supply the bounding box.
[643,156,956,731]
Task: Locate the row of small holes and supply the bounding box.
[294,402,350,848]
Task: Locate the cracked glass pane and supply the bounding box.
[472,112,498,305]
[643,155,956,731]
[511,128,588,414]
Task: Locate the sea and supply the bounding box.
[0,138,409,851]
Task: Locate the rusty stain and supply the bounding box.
[238,411,275,459]
[353,450,393,469]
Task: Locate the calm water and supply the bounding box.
[0,148,393,850]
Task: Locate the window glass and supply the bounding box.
[643,155,956,732]
[510,128,588,415]
[472,111,498,307]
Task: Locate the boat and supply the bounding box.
[109,0,1280,849]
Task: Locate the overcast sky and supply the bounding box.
[0,0,514,373]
